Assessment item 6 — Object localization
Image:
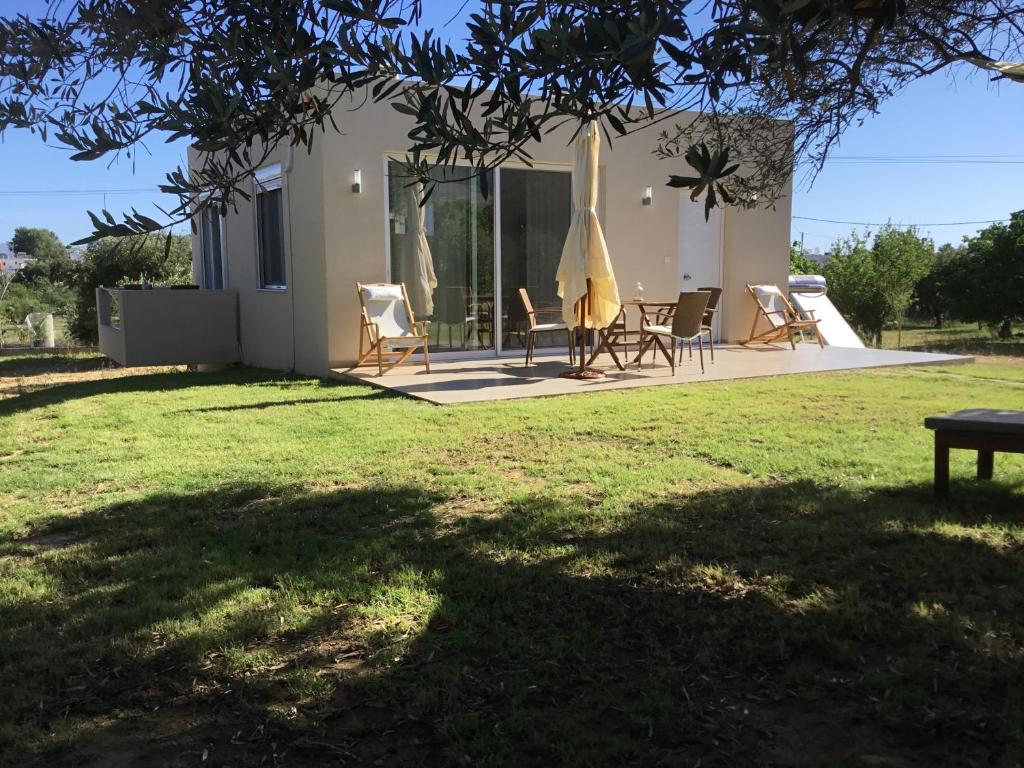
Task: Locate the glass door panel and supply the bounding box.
[499,168,572,351]
[388,162,494,353]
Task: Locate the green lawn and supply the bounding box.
[1,354,1023,766]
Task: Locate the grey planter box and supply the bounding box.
[97,287,240,367]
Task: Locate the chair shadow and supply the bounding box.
[3,478,1022,766]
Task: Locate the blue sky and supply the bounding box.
[1,2,1021,249]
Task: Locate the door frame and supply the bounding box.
[382,154,573,360]
[677,194,725,340]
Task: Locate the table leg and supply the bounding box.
[633,334,655,365]
[934,432,950,498]
[587,331,625,370]
[977,449,994,481]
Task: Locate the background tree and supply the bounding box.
[1,227,76,343]
[824,226,933,347]
[870,224,934,347]
[912,243,965,329]
[953,211,1024,339]
[70,234,192,343]
[0,270,15,346]
[10,227,71,283]
[789,241,820,275]
[823,232,887,346]
[0,1,1021,239]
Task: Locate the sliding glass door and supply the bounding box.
[387,162,571,356]
[388,161,494,353]
[499,168,572,351]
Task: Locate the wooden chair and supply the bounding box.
[640,291,712,374]
[518,288,575,366]
[356,282,431,375]
[741,284,823,349]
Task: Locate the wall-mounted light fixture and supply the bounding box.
[352,169,362,194]
[642,185,653,206]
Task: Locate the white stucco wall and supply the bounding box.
[193,93,792,375]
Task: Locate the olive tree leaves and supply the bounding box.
[0,0,1021,241]
[666,144,742,221]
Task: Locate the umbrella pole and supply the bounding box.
[560,278,605,380]
[578,291,586,372]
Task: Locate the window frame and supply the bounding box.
[253,165,287,291]
[199,205,228,289]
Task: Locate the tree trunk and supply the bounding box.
[999,319,1013,339]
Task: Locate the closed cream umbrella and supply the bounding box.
[555,120,620,378]
[401,181,437,318]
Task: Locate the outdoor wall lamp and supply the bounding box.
[642,185,653,206]
[352,169,362,194]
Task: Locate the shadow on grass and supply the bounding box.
[900,338,1024,358]
[0,353,111,378]
[0,367,390,417]
[2,479,1022,766]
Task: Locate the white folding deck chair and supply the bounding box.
[356,282,431,375]
[741,284,823,349]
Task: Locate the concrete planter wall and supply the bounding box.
[97,287,240,367]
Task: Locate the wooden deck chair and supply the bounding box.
[741,284,823,349]
[356,282,431,375]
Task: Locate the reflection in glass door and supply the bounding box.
[388,162,494,353]
[499,168,572,351]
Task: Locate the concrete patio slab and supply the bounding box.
[332,344,971,405]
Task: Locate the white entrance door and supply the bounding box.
[678,194,724,339]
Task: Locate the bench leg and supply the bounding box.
[977,449,994,481]
[934,433,950,498]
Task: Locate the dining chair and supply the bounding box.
[435,285,476,349]
[640,291,712,374]
[688,286,723,363]
[518,288,575,366]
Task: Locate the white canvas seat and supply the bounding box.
[356,282,431,375]
[532,322,567,332]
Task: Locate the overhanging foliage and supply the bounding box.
[1,1,1021,239]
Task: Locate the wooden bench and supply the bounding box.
[924,409,1024,497]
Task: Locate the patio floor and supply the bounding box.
[332,344,971,405]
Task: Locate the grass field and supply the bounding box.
[882,320,1024,357]
[1,352,1023,766]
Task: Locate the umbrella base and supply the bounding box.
[559,367,605,380]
